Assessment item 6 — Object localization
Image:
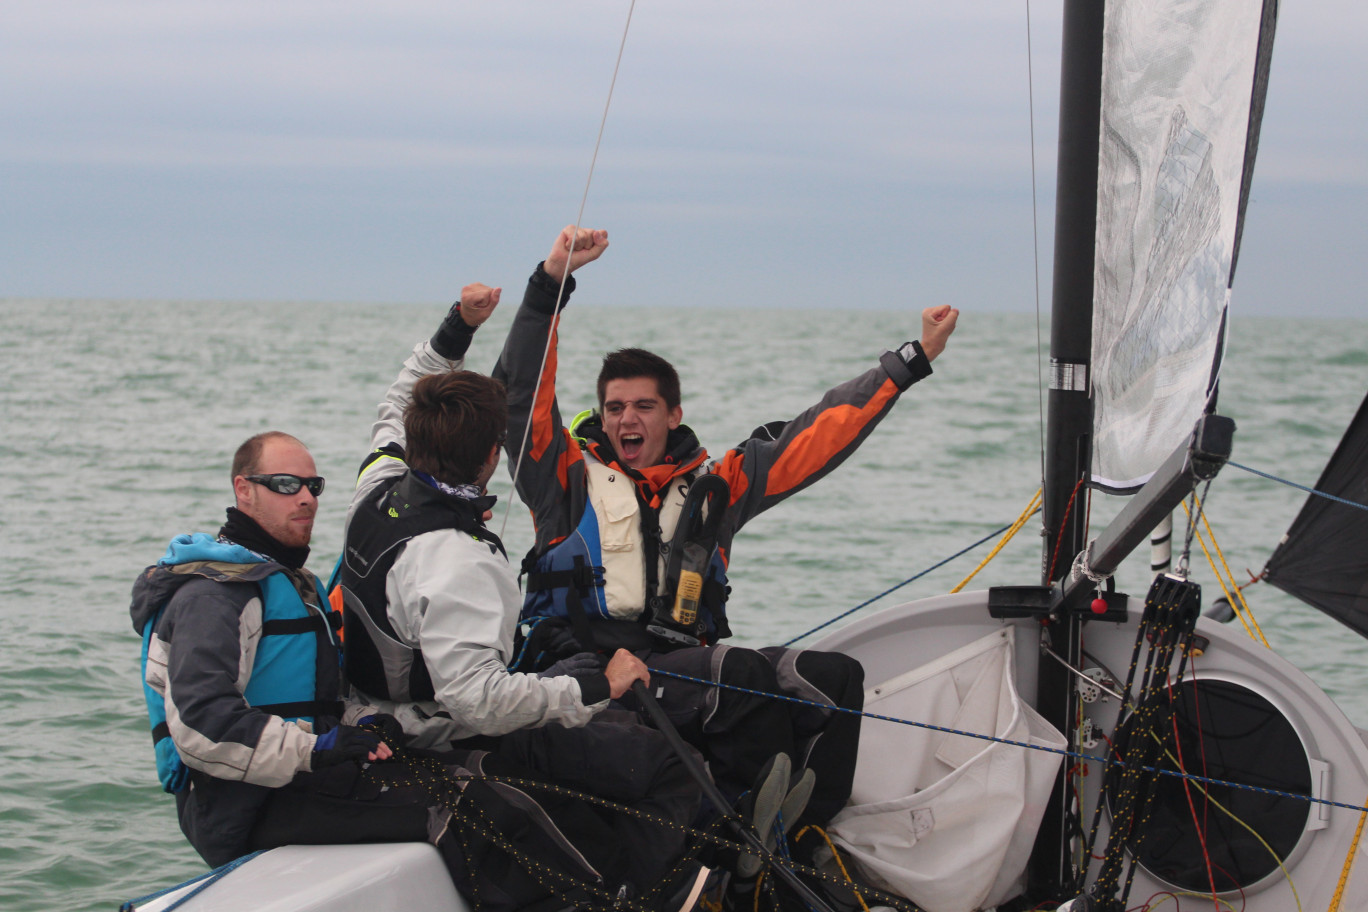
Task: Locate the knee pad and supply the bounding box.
[718,646,780,692]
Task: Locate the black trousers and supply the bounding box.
[480,712,702,887]
[626,644,865,834]
[248,714,700,896]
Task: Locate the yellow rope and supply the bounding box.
[1191,495,1269,645]
[1181,499,1271,648]
[1327,798,1368,912]
[1144,730,1303,912]
[950,489,1042,593]
[792,825,873,912]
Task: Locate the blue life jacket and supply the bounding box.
[520,464,731,647]
[138,533,338,793]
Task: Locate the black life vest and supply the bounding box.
[338,470,505,701]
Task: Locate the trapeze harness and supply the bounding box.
[337,468,504,702]
[521,459,732,650]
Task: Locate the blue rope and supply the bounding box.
[120,851,265,911]
[781,524,1011,647]
[1228,460,1368,513]
[647,668,1368,816]
[508,615,556,671]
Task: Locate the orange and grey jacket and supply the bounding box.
[492,264,934,652]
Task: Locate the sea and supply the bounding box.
[1,298,1365,911]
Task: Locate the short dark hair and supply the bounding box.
[231,431,304,482]
[404,371,507,485]
[597,348,681,410]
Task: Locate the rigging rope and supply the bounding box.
[119,852,265,911]
[1228,460,1368,513]
[1146,723,1306,912]
[949,490,1041,593]
[646,668,1368,817]
[356,753,921,912]
[1047,477,1087,582]
[498,0,638,541]
[1328,798,1368,912]
[780,523,1012,647]
[1181,496,1271,648]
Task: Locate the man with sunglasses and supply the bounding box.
[135,434,407,869]
[132,432,496,885]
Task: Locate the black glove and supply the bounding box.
[537,652,603,679]
[311,725,382,769]
[357,713,406,748]
[511,616,590,673]
[542,624,584,657]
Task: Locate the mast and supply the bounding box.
[1029,0,1105,898]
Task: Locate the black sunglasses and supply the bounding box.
[246,474,326,497]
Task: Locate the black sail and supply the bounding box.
[1265,390,1368,636]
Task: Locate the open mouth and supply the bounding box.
[618,433,644,463]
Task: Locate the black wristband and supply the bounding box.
[431,301,478,360]
[880,340,933,390]
[577,673,611,706]
[525,262,577,314]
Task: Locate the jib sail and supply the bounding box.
[1264,390,1368,637]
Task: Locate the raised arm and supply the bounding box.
[713,306,960,530]
[492,227,609,551]
[366,282,502,456]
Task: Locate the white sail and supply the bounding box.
[1090,0,1268,491]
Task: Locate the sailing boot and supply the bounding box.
[724,756,819,911]
[735,752,791,879]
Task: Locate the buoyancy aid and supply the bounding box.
[522,458,732,646]
[134,533,341,793]
[338,469,504,702]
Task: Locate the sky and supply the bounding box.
[2,1,1365,317]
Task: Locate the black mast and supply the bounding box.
[1029,0,1105,898]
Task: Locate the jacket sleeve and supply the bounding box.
[365,325,470,464]
[347,326,472,525]
[491,265,583,552]
[152,578,318,788]
[712,346,933,532]
[388,529,608,738]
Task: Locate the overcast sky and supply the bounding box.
[3,2,1364,316]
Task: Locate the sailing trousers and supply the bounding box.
[627,643,864,839]
[247,716,701,900]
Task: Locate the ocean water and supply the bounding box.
[1,298,1365,911]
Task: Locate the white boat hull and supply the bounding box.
[130,843,464,912]
[814,590,1368,910]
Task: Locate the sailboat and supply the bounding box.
[812,0,1368,908]
[125,0,1368,910]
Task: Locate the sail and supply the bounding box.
[1264,391,1368,636]
[1089,0,1278,492]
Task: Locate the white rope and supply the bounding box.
[498,0,638,541]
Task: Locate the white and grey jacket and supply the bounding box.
[130,550,365,866]
[338,320,607,747]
